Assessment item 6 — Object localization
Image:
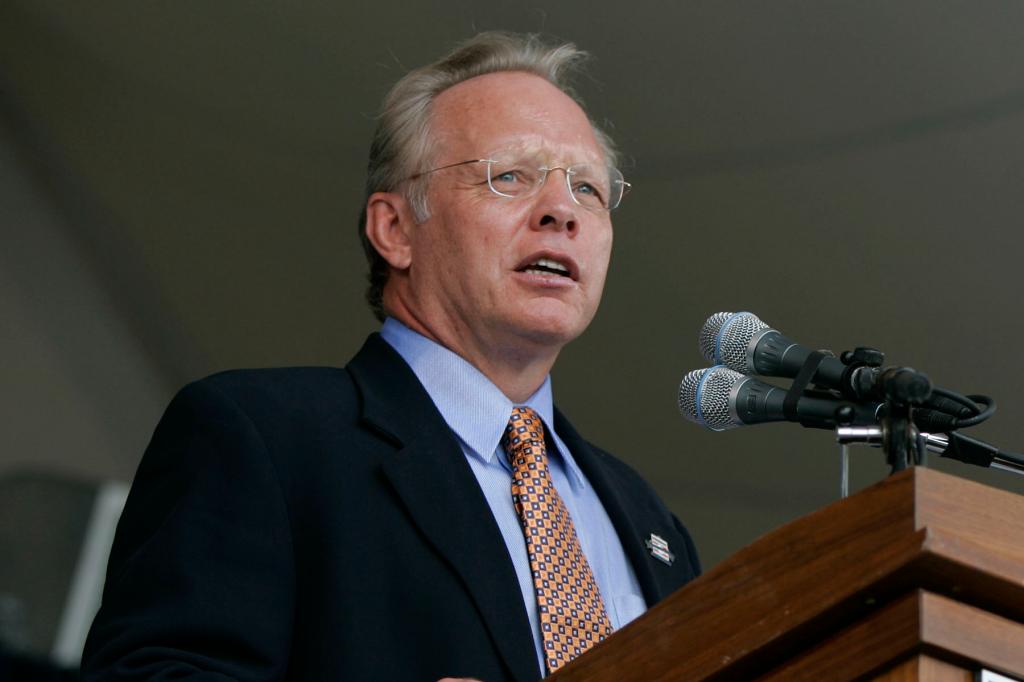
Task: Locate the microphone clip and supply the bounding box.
[785,350,864,430]
[840,347,885,369]
[838,350,933,472]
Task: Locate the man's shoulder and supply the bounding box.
[201,365,352,394]
[177,366,360,422]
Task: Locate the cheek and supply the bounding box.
[600,229,614,261]
[471,202,531,258]
[589,229,614,279]
[426,208,509,290]
[475,197,529,232]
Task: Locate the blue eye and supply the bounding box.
[572,182,606,207]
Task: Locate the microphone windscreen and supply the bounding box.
[678,366,745,431]
[699,312,771,371]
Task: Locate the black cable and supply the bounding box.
[926,388,996,428]
[929,387,981,415]
[955,394,997,428]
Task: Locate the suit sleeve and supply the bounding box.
[81,379,295,681]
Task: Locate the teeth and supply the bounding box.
[530,258,569,273]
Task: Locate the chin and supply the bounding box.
[508,310,591,349]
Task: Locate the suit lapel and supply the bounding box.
[348,335,539,682]
[553,408,664,607]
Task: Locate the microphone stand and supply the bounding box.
[834,360,1024,495]
[837,428,1024,478]
[833,389,923,499]
[832,349,934,496]
[775,344,1021,497]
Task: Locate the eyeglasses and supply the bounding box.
[409,156,632,211]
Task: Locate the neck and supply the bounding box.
[387,308,559,404]
[458,340,558,404]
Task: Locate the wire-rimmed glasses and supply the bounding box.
[409,155,631,211]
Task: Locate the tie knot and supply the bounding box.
[503,406,545,452]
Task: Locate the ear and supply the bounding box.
[364,191,415,271]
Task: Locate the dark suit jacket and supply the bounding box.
[81,334,700,681]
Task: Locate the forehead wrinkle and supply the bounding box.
[430,72,604,166]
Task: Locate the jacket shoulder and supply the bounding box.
[186,366,358,417]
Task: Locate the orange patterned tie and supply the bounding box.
[503,406,613,674]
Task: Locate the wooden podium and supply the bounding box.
[551,467,1024,681]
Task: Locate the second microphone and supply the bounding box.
[679,366,882,431]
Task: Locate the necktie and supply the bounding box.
[503,406,613,674]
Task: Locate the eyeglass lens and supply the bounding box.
[485,158,625,210]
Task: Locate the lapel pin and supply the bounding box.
[645,533,675,566]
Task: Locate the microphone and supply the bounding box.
[678,366,881,431]
[699,311,852,392]
[699,312,931,404]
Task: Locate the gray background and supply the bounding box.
[3,1,1024,574]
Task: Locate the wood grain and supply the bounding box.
[873,655,972,682]
[757,591,923,681]
[758,590,1024,681]
[920,590,1024,677]
[549,468,1024,682]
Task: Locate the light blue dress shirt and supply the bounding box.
[381,318,646,675]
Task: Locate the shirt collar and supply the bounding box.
[380,318,584,484]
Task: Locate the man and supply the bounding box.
[82,32,700,681]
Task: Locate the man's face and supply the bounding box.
[401,71,614,359]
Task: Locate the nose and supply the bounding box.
[530,167,579,234]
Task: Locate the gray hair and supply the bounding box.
[359,31,619,321]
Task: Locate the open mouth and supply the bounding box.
[516,255,577,281]
[521,258,570,277]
